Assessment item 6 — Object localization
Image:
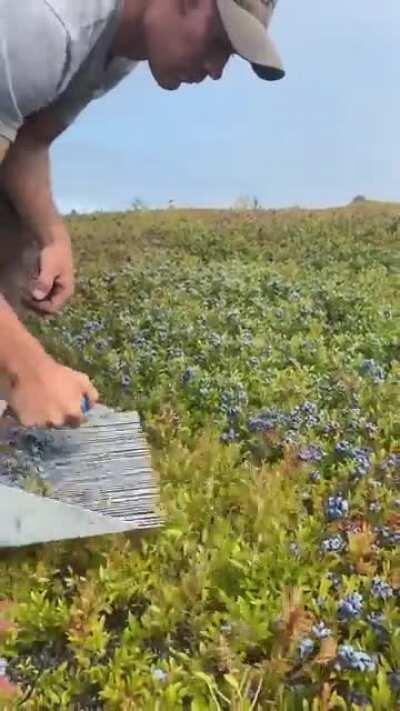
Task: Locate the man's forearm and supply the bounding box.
[0,295,47,383]
[0,125,64,246]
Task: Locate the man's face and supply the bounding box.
[144,0,234,90]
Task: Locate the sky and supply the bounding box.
[51,1,400,213]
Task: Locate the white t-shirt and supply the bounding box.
[0,0,137,142]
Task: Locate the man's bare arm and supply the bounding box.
[0,295,48,390]
[0,119,99,424]
[0,107,69,246]
[0,140,49,387]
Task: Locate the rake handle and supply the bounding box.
[81,395,91,416]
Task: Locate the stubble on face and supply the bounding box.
[121,0,232,91]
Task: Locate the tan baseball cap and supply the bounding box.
[216,0,285,81]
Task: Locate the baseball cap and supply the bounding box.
[216,0,285,81]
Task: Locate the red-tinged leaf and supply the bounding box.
[0,602,13,614]
[0,619,16,636]
[0,676,18,698]
[347,523,376,560]
[356,558,377,576]
[320,682,333,711]
[278,588,314,648]
[390,570,400,589]
[387,512,400,530]
[0,601,17,637]
[315,637,338,665]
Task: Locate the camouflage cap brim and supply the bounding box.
[216,0,285,81]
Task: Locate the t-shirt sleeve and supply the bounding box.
[49,58,137,130]
[0,0,69,142]
[45,68,95,129]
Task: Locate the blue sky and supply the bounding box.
[52,1,400,213]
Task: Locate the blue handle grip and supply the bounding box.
[81,395,90,415]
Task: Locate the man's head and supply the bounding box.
[138,0,284,90]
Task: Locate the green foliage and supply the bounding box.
[1,205,400,708]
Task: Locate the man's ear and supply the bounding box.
[178,0,200,17]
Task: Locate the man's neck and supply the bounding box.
[110,0,148,61]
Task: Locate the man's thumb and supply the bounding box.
[31,278,52,301]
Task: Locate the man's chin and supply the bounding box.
[151,69,181,91]
[158,78,181,91]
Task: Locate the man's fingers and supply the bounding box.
[48,282,74,309]
[21,285,72,315]
[84,383,100,409]
[20,295,58,315]
[31,281,53,301]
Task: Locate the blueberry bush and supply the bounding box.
[0,205,399,708]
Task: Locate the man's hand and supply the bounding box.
[3,356,99,428]
[0,295,99,429]
[0,110,75,318]
[22,226,75,316]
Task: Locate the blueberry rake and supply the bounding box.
[0,398,162,548]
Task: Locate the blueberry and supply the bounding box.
[327,571,342,590]
[325,495,349,521]
[298,444,324,462]
[220,429,236,444]
[371,577,393,600]
[359,359,385,383]
[289,542,301,557]
[152,668,167,682]
[312,622,332,639]
[181,367,196,384]
[347,691,371,708]
[321,535,346,553]
[336,644,376,672]
[389,671,400,693]
[121,374,131,388]
[337,592,363,620]
[309,470,321,482]
[298,638,315,659]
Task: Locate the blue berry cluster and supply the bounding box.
[288,542,301,557]
[247,401,319,435]
[337,592,364,620]
[381,453,400,471]
[347,691,371,707]
[70,318,105,349]
[151,667,168,682]
[312,621,332,639]
[335,441,371,478]
[298,444,325,462]
[371,577,393,600]
[327,571,342,590]
[389,671,400,693]
[336,644,376,672]
[220,428,237,444]
[309,469,321,482]
[359,358,385,383]
[298,637,315,660]
[374,525,400,547]
[181,367,196,385]
[321,535,346,553]
[325,494,349,521]
[368,501,381,513]
[121,374,132,388]
[366,612,389,643]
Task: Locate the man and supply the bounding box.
[0,0,284,428]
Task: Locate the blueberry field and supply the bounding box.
[0,204,400,708]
